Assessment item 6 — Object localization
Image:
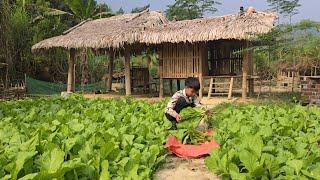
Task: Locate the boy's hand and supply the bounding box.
[176,114,182,122]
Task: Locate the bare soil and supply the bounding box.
[153,155,219,180]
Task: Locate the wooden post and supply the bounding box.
[124,49,131,96]
[208,78,213,98]
[177,80,181,90]
[228,77,234,100]
[291,71,295,92]
[248,46,254,97]
[199,44,204,99]
[169,79,173,95]
[242,41,249,99]
[5,64,8,89]
[73,64,76,92]
[147,55,152,92]
[199,75,203,99]
[159,56,164,98]
[67,49,76,93]
[107,50,114,92]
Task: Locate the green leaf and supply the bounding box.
[18,173,38,180]
[39,148,65,174]
[287,160,303,175]
[12,151,37,180]
[239,149,259,173]
[99,160,110,180]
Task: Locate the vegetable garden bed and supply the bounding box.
[0,95,171,179]
[206,103,320,179]
[1,95,320,179]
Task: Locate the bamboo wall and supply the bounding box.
[158,43,207,78]
[131,67,149,88]
[158,40,244,79]
[208,40,243,76]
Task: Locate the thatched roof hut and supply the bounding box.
[142,10,277,44]
[32,10,168,51]
[31,7,278,98]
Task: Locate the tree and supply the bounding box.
[0,0,12,66]
[131,4,150,13]
[267,0,301,23]
[166,0,221,21]
[61,0,114,85]
[116,7,125,15]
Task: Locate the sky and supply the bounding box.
[97,0,320,23]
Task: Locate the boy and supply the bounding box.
[165,77,202,129]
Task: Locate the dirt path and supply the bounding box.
[154,97,238,180]
[154,155,219,180]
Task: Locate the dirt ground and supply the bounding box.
[84,93,237,106]
[153,155,219,180]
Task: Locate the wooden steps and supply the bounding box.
[208,77,234,100]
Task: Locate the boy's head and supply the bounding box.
[184,77,200,97]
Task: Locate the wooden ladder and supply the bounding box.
[207,77,234,100]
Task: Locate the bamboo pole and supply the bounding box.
[67,49,76,93]
[73,63,76,92]
[199,75,203,99]
[159,51,164,98]
[124,48,131,96]
[242,41,249,99]
[228,77,234,100]
[248,45,254,97]
[199,44,204,99]
[107,50,114,92]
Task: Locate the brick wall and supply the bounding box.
[301,76,320,105]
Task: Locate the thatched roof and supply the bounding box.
[32,8,277,51]
[32,10,168,51]
[141,9,277,44]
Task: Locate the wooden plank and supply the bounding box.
[67,49,76,93]
[211,92,229,95]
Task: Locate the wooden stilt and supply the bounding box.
[158,47,164,98]
[228,77,234,100]
[199,44,204,99]
[248,46,254,96]
[124,49,131,96]
[208,78,213,98]
[199,75,203,99]
[242,41,249,99]
[159,57,164,98]
[147,55,152,92]
[169,79,173,95]
[159,78,164,98]
[67,49,76,93]
[107,50,114,92]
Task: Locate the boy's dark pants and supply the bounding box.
[165,97,194,130]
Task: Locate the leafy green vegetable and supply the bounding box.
[173,107,212,145]
[0,95,171,179]
[205,103,320,179]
